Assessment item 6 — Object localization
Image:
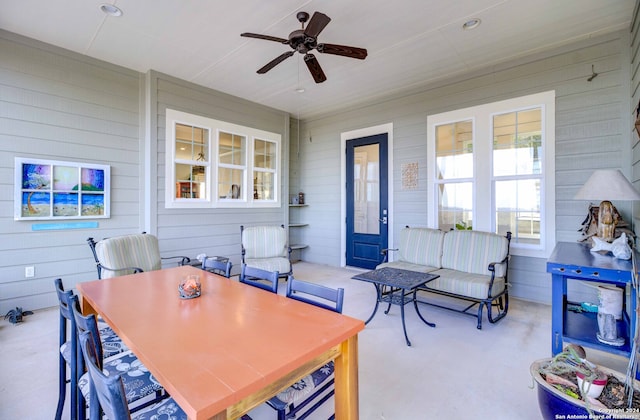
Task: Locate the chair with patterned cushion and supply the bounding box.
[70,294,166,418]
[54,278,128,420]
[240,225,292,278]
[239,264,279,293]
[202,256,232,278]
[266,276,344,420]
[87,233,189,279]
[77,330,187,420]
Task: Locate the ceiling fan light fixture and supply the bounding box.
[100,4,123,17]
[462,18,481,30]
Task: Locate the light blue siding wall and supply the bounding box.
[150,72,290,269]
[0,21,636,311]
[0,31,289,312]
[0,30,142,310]
[298,30,632,304]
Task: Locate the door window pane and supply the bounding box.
[353,144,379,234]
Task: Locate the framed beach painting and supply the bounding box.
[14,158,110,220]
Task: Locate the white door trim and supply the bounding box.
[340,123,394,267]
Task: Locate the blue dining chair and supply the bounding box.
[266,276,345,420]
[77,330,187,420]
[54,278,128,420]
[70,294,167,418]
[239,264,279,293]
[202,256,232,277]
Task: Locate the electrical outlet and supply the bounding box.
[25,266,35,278]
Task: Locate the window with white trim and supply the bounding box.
[427,91,556,257]
[165,109,281,208]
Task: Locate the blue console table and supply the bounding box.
[547,241,638,359]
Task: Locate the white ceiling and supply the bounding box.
[0,0,636,119]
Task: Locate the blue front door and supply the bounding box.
[346,134,388,269]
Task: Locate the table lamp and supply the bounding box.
[573,169,640,242]
[574,169,640,347]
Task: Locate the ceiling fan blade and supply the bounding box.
[304,53,327,83]
[257,51,295,74]
[317,43,368,60]
[304,12,331,38]
[241,32,289,44]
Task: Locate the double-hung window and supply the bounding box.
[427,91,555,257]
[165,109,281,208]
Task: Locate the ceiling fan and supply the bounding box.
[241,11,368,83]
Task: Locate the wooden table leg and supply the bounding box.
[79,294,97,316]
[334,334,359,419]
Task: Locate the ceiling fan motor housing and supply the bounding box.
[289,29,316,54]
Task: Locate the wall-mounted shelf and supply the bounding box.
[289,203,309,261]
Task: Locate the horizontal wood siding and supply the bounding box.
[0,31,289,312]
[0,30,142,312]
[152,72,289,271]
[298,30,632,303]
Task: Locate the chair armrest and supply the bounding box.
[380,248,398,263]
[163,256,190,266]
[487,254,509,272]
[98,263,144,277]
[487,254,510,298]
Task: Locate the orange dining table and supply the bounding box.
[77,265,364,420]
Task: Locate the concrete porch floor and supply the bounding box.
[0,261,630,419]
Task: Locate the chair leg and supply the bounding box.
[277,406,287,420]
[55,351,66,420]
[76,349,86,420]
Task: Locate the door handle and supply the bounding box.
[379,216,388,225]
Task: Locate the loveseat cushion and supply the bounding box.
[376,260,439,273]
[424,268,506,300]
[440,230,509,277]
[395,227,445,268]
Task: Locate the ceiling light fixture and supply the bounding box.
[100,3,123,17]
[462,18,481,30]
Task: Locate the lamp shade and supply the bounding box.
[574,169,640,201]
